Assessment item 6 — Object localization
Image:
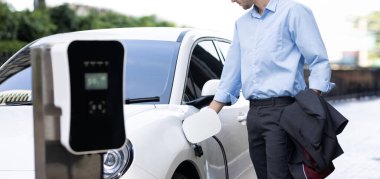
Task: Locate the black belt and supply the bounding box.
[250,96,295,107]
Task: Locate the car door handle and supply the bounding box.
[237,112,247,125]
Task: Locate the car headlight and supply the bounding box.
[103,140,133,179]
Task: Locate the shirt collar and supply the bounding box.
[266,0,279,12]
[251,0,279,18]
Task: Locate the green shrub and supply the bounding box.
[0,40,28,65]
[0,40,27,54]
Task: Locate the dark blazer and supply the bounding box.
[279,90,348,178]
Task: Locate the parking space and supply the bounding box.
[328,97,380,179]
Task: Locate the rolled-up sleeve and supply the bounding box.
[289,4,335,92]
[214,23,242,104]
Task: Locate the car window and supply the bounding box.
[214,40,231,63]
[0,48,31,93]
[197,40,221,61]
[0,67,31,92]
[183,40,224,102]
[0,40,180,105]
[124,40,179,104]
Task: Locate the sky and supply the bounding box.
[4,0,380,35]
[4,0,380,33]
[3,0,380,62]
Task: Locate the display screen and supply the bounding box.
[85,73,108,90]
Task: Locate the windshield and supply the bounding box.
[0,40,180,104]
[123,40,179,104]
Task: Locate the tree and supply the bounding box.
[49,4,80,33]
[139,15,175,27]
[16,9,56,42]
[367,12,380,45]
[0,2,19,40]
[77,9,175,30]
[0,2,177,63]
[0,2,25,62]
[2,2,177,41]
[365,11,380,63]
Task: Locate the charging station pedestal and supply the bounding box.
[31,40,126,179]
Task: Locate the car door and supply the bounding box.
[0,53,34,178]
[183,39,254,179]
[213,40,254,179]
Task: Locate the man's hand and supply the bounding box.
[311,89,322,96]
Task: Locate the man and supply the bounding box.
[208,0,335,178]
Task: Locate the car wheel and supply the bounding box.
[172,172,189,179]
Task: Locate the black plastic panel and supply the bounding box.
[67,40,125,152]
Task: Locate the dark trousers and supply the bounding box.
[247,97,294,179]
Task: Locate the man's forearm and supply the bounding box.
[209,100,225,113]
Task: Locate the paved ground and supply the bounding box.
[327,97,380,179]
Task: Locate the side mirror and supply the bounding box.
[201,79,220,96]
[182,108,221,143]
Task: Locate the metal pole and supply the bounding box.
[31,45,102,179]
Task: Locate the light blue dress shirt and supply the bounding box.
[214,0,335,104]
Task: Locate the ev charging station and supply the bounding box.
[31,40,127,179]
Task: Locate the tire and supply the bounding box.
[172,172,189,179]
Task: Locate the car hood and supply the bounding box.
[0,104,178,176]
[123,104,156,119]
[0,104,158,172]
[0,106,34,172]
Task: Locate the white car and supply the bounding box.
[0,27,254,179]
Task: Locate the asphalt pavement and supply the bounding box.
[327,97,380,179]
